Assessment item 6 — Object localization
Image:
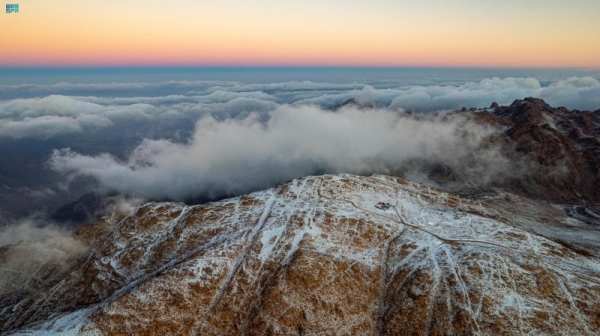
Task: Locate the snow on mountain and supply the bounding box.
[2,174,600,335]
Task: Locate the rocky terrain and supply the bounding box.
[1,174,600,335]
[1,98,600,335]
[479,97,600,204]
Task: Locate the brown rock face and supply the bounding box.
[2,174,600,335]
[487,97,600,204]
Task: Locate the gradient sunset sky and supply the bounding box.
[1,0,599,68]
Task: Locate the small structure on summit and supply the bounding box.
[374,202,392,210]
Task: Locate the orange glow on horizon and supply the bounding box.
[1,0,599,68]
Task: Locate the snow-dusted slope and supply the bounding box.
[2,175,600,335]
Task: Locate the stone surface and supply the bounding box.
[488,98,600,204]
[2,174,600,335]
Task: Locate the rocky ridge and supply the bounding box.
[1,174,600,335]
[481,97,600,204]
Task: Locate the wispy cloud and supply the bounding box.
[0,218,87,297]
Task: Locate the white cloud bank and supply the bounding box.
[296,77,600,112]
[49,105,522,201]
[1,76,599,139]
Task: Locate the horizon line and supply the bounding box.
[1,65,598,71]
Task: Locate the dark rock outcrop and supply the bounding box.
[474,97,600,204]
[51,193,105,225]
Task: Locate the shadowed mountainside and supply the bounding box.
[481,97,600,204]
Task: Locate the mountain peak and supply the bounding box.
[3,174,600,335]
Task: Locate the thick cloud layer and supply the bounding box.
[296,77,600,112]
[49,104,523,201]
[2,72,597,304]
[1,75,597,218]
[1,77,599,139]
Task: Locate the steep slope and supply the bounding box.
[465,98,600,205]
[2,174,600,335]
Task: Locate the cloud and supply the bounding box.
[0,95,105,119]
[294,85,406,110]
[2,76,599,139]
[74,94,197,106]
[102,195,145,216]
[541,77,600,110]
[293,77,600,112]
[0,116,84,138]
[194,97,278,118]
[0,95,117,138]
[0,92,280,139]
[0,113,116,139]
[0,196,145,297]
[0,218,87,298]
[17,187,57,199]
[75,114,114,128]
[197,90,277,103]
[0,80,227,97]
[48,104,522,201]
[102,103,157,121]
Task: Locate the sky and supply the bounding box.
[1,0,600,68]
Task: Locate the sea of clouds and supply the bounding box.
[0,76,599,273]
[1,76,599,140]
[0,76,598,212]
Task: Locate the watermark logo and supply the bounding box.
[6,4,18,13]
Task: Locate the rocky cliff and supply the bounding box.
[2,174,599,335]
[483,97,600,204]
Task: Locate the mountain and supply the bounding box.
[481,97,600,204]
[50,193,106,225]
[2,174,599,335]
